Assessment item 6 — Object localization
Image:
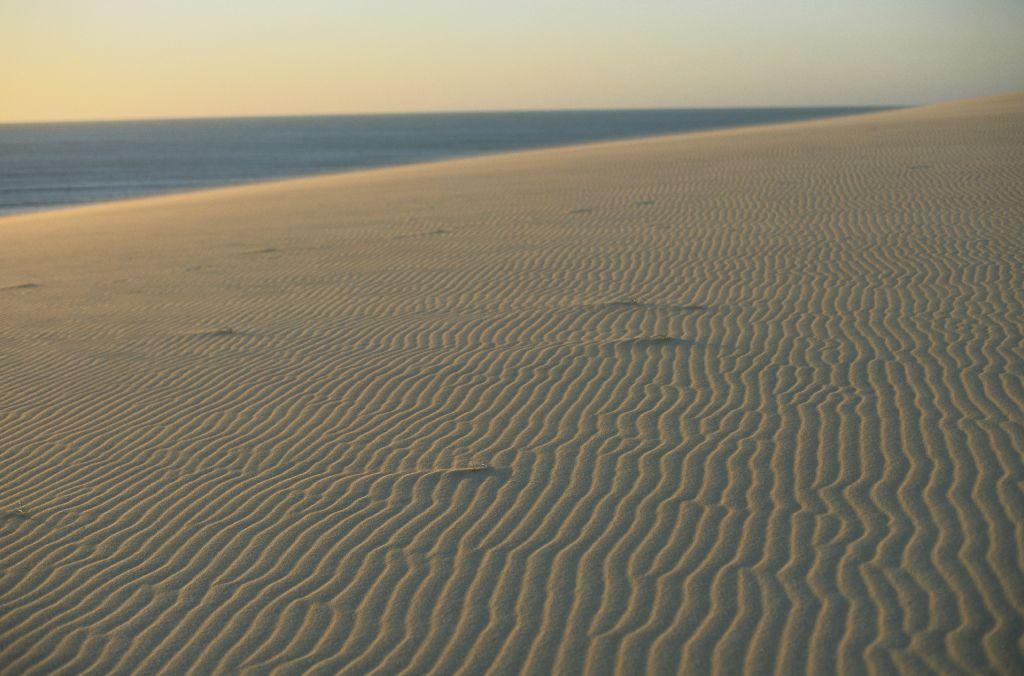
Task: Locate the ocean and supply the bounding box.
[0,107,882,215]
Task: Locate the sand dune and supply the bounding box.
[1,94,1022,674]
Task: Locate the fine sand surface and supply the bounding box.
[1,94,1022,675]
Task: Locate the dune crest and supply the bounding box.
[1,94,1023,674]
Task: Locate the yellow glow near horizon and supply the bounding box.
[2,0,1023,123]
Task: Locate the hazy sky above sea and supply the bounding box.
[2,0,1022,122]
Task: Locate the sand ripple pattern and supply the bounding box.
[2,94,1023,674]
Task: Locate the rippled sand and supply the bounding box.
[1,94,1022,674]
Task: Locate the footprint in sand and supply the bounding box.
[192,328,243,338]
[615,336,695,348]
[394,228,451,240]
[593,299,707,313]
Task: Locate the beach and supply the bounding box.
[1,93,1022,673]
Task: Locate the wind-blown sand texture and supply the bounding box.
[1,94,1022,675]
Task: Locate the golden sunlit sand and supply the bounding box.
[1,94,1022,674]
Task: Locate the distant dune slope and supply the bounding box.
[1,94,1022,674]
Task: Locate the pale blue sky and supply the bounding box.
[2,0,1022,121]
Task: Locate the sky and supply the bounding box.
[1,0,1022,123]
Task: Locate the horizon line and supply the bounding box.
[0,103,901,127]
